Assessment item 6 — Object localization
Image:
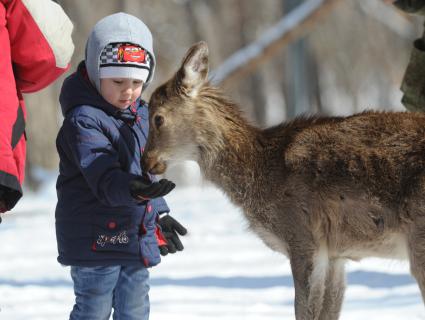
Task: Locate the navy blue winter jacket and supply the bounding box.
[55,62,169,267]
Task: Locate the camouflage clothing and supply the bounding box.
[400,35,425,112]
[395,0,425,111]
[394,0,425,15]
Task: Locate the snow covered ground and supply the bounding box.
[0,178,423,319]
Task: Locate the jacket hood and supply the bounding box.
[85,12,156,92]
[59,61,139,123]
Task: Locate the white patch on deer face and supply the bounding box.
[170,141,199,162]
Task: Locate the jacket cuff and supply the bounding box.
[0,171,23,210]
[151,197,170,214]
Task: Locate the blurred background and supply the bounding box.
[24,0,421,188]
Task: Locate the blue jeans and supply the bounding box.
[70,265,150,320]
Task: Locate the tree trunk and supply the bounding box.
[283,0,322,118]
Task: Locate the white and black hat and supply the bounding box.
[99,43,152,82]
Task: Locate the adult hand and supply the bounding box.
[0,186,9,218]
[0,200,7,224]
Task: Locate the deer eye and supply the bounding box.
[154,115,164,129]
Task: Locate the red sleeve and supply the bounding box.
[0,2,24,209]
[0,0,73,210]
[3,0,71,93]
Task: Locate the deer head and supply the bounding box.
[142,41,209,175]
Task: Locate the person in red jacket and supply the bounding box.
[0,0,74,216]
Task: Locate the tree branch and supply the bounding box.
[209,0,341,86]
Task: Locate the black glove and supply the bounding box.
[129,176,175,201]
[158,214,188,256]
[0,186,10,222]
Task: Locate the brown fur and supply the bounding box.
[142,42,425,319]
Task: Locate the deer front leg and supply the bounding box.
[290,245,329,320]
[318,258,346,320]
[408,217,425,304]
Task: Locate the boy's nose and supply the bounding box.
[123,87,133,94]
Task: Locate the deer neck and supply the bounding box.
[195,90,265,207]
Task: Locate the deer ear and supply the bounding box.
[176,41,209,97]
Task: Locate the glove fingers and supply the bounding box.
[171,234,184,251]
[159,245,169,256]
[153,182,170,198]
[141,182,163,198]
[160,215,187,235]
[130,178,148,190]
[132,178,176,201]
[159,180,176,196]
[166,239,177,253]
[131,177,154,191]
[153,181,175,198]
[165,181,176,194]
[134,183,161,200]
[171,219,187,236]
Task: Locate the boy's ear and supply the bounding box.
[176,41,209,97]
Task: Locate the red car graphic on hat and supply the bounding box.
[117,45,146,63]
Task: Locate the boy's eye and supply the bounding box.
[133,80,143,85]
[113,80,123,84]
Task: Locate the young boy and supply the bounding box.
[55,12,187,319]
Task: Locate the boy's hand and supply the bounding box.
[129,176,175,201]
[158,214,187,256]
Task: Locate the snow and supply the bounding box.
[0,180,423,319]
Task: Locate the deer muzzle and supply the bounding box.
[141,151,167,175]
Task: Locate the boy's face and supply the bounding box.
[100,78,143,109]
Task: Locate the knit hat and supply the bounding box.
[99,43,152,82]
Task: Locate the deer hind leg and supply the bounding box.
[290,245,329,320]
[318,258,346,320]
[408,217,425,304]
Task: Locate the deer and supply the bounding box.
[142,41,425,319]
